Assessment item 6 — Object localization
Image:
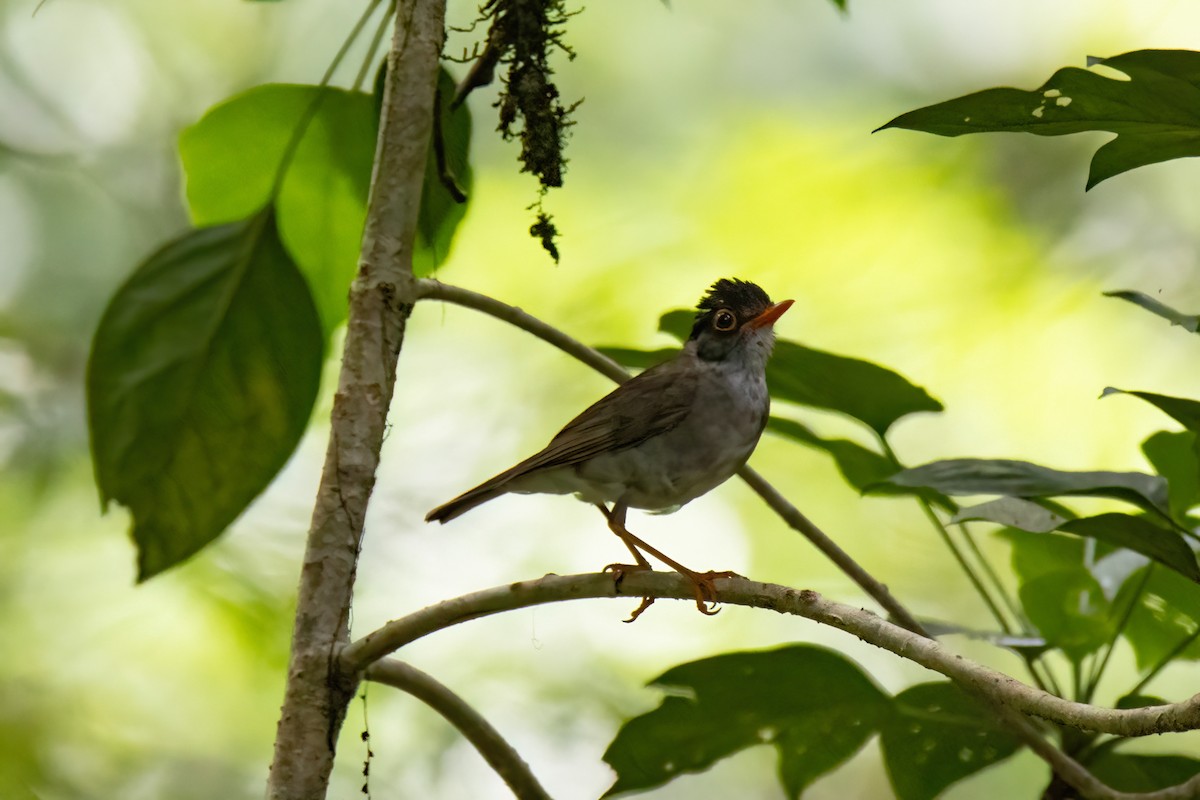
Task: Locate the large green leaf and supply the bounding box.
[877,49,1200,189]
[1106,291,1200,334]
[880,459,1172,518]
[1142,431,1200,521]
[603,645,891,798]
[180,76,472,332]
[87,210,324,581]
[180,84,375,335]
[652,310,943,435]
[880,682,1020,800]
[1088,751,1200,792]
[1019,569,1112,662]
[1115,565,1200,670]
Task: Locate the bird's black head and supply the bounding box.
[688,278,791,362]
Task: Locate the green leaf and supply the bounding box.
[1019,569,1112,662]
[877,49,1200,189]
[659,310,943,435]
[1115,694,1168,710]
[1088,751,1200,792]
[880,682,1020,800]
[1104,388,1200,432]
[880,459,1172,518]
[951,497,1066,533]
[414,67,473,276]
[1105,290,1200,333]
[1142,431,1200,520]
[767,417,954,510]
[1059,514,1200,583]
[180,85,375,336]
[595,346,676,372]
[602,645,891,798]
[87,210,324,581]
[1116,564,1200,670]
[999,528,1086,584]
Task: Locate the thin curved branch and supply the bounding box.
[413,277,926,636]
[340,572,1200,738]
[367,659,552,800]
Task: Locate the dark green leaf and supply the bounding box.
[1116,565,1200,670]
[880,459,1172,518]
[877,49,1200,189]
[1115,694,1168,710]
[659,310,943,435]
[1059,514,1200,583]
[881,682,1020,800]
[414,67,473,275]
[1105,290,1200,333]
[87,210,324,581]
[1104,388,1200,433]
[603,645,890,798]
[951,497,1065,533]
[1088,751,1200,792]
[766,417,953,509]
[180,85,375,336]
[1019,569,1112,662]
[1142,430,1200,520]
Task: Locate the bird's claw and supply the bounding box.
[688,569,742,616]
[604,562,655,622]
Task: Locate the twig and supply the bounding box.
[339,572,1200,739]
[413,278,927,636]
[367,659,552,800]
[266,2,447,797]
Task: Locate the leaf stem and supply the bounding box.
[1128,625,1200,699]
[355,0,397,93]
[1084,564,1154,704]
[268,0,386,199]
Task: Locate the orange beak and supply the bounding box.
[746,299,794,330]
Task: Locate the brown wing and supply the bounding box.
[426,356,696,523]
[520,356,697,472]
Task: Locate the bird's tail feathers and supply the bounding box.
[425,482,509,524]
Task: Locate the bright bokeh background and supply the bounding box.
[4,0,1200,798]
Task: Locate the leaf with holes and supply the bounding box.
[879,459,1172,519]
[878,50,1200,189]
[881,682,1021,800]
[87,209,324,581]
[603,645,891,798]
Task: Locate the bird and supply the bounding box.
[426,278,792,620]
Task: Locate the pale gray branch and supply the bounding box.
[413,277,925,635]
[267,1,446,797]
[341,572,1200,740]
[367,659,552,800]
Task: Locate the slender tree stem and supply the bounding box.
[266,2,445,797]
[367,659,552,800]
[339,572,1200,740]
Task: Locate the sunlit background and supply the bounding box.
[4,0,1200,797]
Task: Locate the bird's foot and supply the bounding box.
[682,569,743,616]
[603,562,656,622]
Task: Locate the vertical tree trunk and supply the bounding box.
[266,0,446,796]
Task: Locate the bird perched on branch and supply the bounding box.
[427,278,792,620]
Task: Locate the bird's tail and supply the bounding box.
[424,485,507,524]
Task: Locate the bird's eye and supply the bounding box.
[713,309,736,331]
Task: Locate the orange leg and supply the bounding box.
[595,502,741,621]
